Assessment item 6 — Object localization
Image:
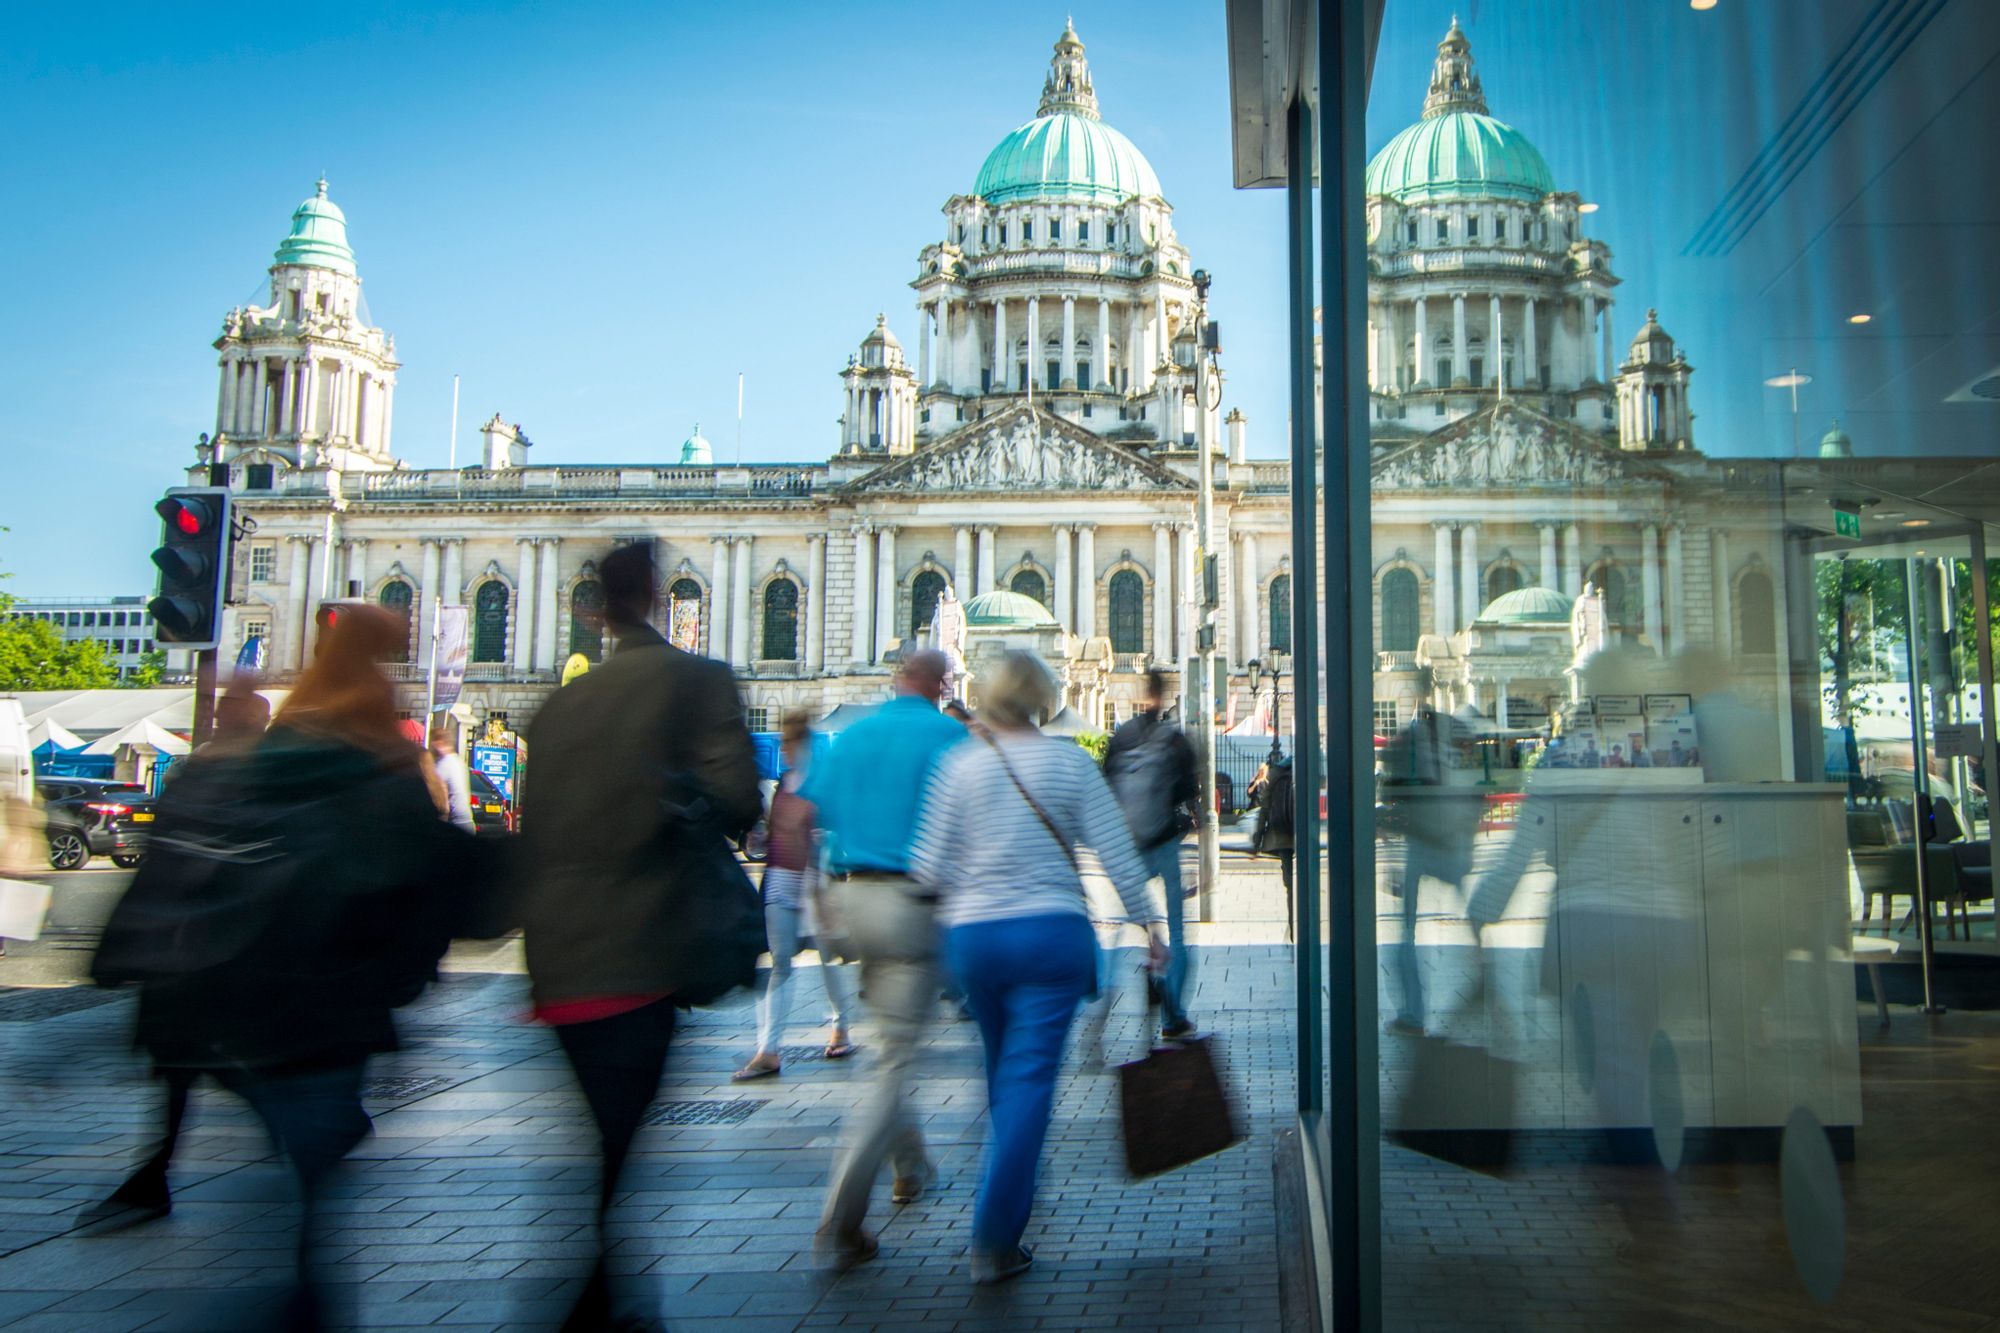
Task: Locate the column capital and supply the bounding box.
[516,535,537,546]
[1432,519,1455,532]
[1073,520,1097,533]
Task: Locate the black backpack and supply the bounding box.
[1107,721,1183,849]
[1263,763,1296,835]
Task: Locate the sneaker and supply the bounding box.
[1160,1019,1197,1042]
[972,1243,1034,1285]
[891,1161,935,1205]
[814,1226,879,1273]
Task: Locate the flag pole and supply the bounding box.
[736,372,745,465]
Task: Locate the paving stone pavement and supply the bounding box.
[0,925,1294,1332]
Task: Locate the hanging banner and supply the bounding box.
[234,634,267,675]
[432,605,470,713]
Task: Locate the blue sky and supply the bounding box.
[0,1,1882,594]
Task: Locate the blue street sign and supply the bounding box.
[470,744,515,801]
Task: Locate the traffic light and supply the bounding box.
[148,487,232,648]
[315,598,367,637]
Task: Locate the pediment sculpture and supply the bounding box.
[1375,412,1626,489]
[860,413,1184,493]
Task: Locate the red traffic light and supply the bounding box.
[156,496,215,537]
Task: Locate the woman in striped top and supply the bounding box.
[910,652,1166,1285]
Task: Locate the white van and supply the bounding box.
[0,700,31,805]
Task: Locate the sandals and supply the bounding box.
[824,1036,856,1060]
[731,1055,782,1082]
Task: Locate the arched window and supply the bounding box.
[762,579,799,661]
[1381,568,1420,653]
[668,577,703,653]
[569,579,605,662]
[472,581,509,663]
[1270,573,1293,654]
[1108,570,1145,654]
[1589,562,1637,627]
[1011,569,1048,608]
[1737,570,1776,655]
[378,579,413,663]
[911,570,947,641]
[1486,564,1523,604]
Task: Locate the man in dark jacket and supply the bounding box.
[1104,669,1200,1040]
[518,542,760,1333]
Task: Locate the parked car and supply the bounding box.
[466,769,513,834]
[35,778,155,870]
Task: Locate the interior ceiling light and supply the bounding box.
[1764,372,1812,388]
[1848,313,1872,324]
[1901,519,1932,527]
[1578,202,1600,213]
[1875,511,1907,519]
[1691,0,1718,9]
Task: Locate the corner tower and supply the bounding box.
[211,179,401,479]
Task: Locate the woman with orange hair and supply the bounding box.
[97,603,476,1330]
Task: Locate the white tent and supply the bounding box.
[82,719,192,757]
[27,719,84,751]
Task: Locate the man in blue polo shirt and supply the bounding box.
[808,649,967,1268]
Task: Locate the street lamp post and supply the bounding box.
[1249,656,1285,766]
[1191,270,1221,920]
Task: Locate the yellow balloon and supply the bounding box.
[561,653,591,686]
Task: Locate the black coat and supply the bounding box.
[98,726,475,1072]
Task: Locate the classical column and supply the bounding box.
[1026,297,1041,390]
[345,538,368,599]
[1053,524,1074,632]
[1523,298,1538,385]
[710,536,732,660]
[935,299,951,391]
[1641,524,1663,654]
[1490,295,1504,386]
[1127,304,1143,391]
[1152,522,1174,663]
[535,538,561,672]
[1538,522,1559,592]
[1452,294,1469,385]
[1384,308,1401,390]
[1434,521,1456,635]
[1459,521,1481,628]
[954,527,974,595]
[850,526,874,665]
[301,536,328,658]
[514,538,538,671]
[1497,680,1511,728]
[1366,312,1380,389]
[251,359,269,437]
[1413,298,1429,387]
[994,300,1008,391]
[1095,298,1110,388]
[1237,530,1260,665]
[977,527,997,595]
[285,535,313,672]
[1665,524,1686,656]
[1075,524,1097,641]
[1600,299,1615,388]
[416,538,440,675]
[379,381,395,455]
[354,375,371,451]
[300,359,318,438]
[215,357,235,436]
[442,538,465,609]
[1563,523,1583,597]
[1176,523,1198,661]
[918,305,931,387]
[874,526,898,661]
[731,536,754,669]
[806,533,827,674]
[1711,531,1733,657]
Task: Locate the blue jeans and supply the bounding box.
[1142,840,1192,1027]
[947,912,1097,1254]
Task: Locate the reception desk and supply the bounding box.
[1387,778,1861,1135]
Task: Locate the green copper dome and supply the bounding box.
[1818,420,1854,459]
[974,24,1161,206]
[1366,113,1554,204]
[273,178,356,276]
[679,424,713,466]
[1366,21,1554,204]
[963,589,1059,629]
[1479,586,1573,625]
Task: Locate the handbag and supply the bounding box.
[1117,1029,1243,1178]
[1385,978,1517,1174]
[650,770,767,1007]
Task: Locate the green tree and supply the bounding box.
[0,598,119,689]
[123,649,167,688]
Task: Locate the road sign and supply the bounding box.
[471,744,516,800]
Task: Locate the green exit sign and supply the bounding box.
[1833,507,1862,539]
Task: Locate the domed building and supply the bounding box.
[194,21,1794,759]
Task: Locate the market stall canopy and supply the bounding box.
[1041,706,1092,737]
[27,719,84,753]
[82,719,192,756]
[10,688,288,744]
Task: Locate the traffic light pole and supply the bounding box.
[192,648,218,749]
[1194,283,1220,923]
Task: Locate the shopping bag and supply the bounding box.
[0,878,54,941]
[1387,1032,1518,1174]
[1116,1036,1243,1178]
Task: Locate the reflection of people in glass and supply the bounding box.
[1382,668,1480,1036]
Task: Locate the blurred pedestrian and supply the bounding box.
[83,674,271,1231]
[92,606,474,1330]
[1104,669,1200,1040]
[429,727,477,832]
[1382,670,1479,1036]
[517,542,761,1333]
[912,651,1166,1284]
[735,711,854,1080]
[811,648,967,1270]
[1249,754,1296,941]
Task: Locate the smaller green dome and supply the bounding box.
[963,589,1059,629]
[1818,420,1853,459]
[273,178,356,275]
[679,424,713,466]
[1479,586,1572,625]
